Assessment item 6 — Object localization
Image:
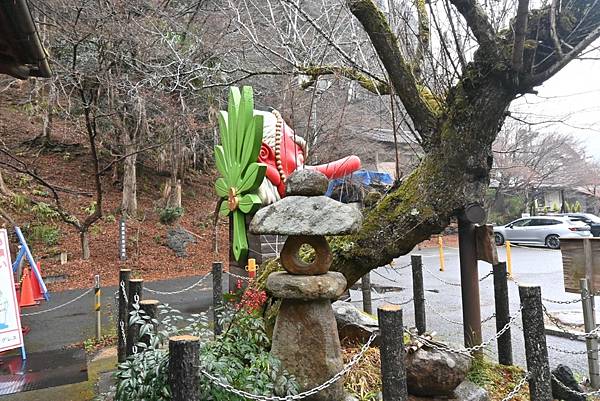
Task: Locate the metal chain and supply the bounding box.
[481,313,496,324]
[479,271,493,282]
[145,273,212,295]
[424,300,463,325]
[199,332,378,401]
[423,267,461,287]
[552,373,600,397]
[406,305,522,355]
[21,287,94,316]
[547,343,596,355]
[120,281,129,304]
[500,373,529,401]
[120,320,127,347]
[225,271,250,281]
[542,305,600,337]
[387,297,414,306]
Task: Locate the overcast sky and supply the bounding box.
[510,47,600,161]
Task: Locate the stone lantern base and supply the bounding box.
[267,271,347,401]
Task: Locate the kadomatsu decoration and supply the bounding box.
[215,86,266,261]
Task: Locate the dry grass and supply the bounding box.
[343,342,531,401]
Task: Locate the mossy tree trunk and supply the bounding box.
[332,0,600,287]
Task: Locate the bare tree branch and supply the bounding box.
[346,0,438,135]
[511,0,529,71]
[449,0,497,48]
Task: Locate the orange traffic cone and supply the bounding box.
[19,269,38,308]
[31,262,44,301]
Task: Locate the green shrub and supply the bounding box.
[30,225,60,246]
[103,214,116,223]
[158,206,184,225]
[114,302,297,401]
[12,194,28,211]
[31,202,60,221]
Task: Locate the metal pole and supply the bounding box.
[506,240,513,279]
[94,274,101,341]
[378,305,408,401]
[212,262,223,337]
[361,272,373,314]
[411,254,426,335]
[117,269,131,363]
[458,216,482,350]
[519,284,552,401]
[493,262,512,365]
[438,235,445,272]
[126,278,143,357]
[169,335,200,401]
[119,217,127,261]
[581,278,600,389]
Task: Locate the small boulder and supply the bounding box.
[332,301,379,344]
[552,365,585,401]
[285,169,329,196]
[166,226,196,257]
[405,347,472,396]
[454,380,489,401]
[267,271,347,300]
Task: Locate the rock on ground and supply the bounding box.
[332,300,379,344]
[166,226,197,257]
[551,364,586,401]
[453,380,489,401]
[405,347,471,396]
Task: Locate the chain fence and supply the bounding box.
[423,266,462,287]
[21,287,95,316]
[199,331,378,401]
[145,273,212,295]
[552,373,600,397]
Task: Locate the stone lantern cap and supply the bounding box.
[249,170,362,236]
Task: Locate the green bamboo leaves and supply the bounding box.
[214,86,266,261]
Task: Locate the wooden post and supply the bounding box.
[126,278,143,357]
[117,269,131,363]
[94,274,101,341]
[438,235,445,271]
[493,262,513,365]
[378,305,408,401]
[169,335,200,401]
[139,300,160,348]
[519,284,552,401]
[458,216,482,351]
[580,278,600,389]
[506,240,513,279]
[411,254,426,335]
[361,272,373,314]
[212,262,223,337]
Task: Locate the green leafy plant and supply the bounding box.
[31,202,60,221]
[83,201,97,216]
[12,193,28,211]
[30,224,60,246]
[214,86,266,261]
[158,206,184,224]
[114,300,297,401]
[103,214,116,223]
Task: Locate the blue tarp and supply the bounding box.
[325,170,394,197]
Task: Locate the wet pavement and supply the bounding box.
[347,244,593,375]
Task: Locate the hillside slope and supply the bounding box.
[0,91,227,291]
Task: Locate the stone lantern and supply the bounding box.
[249,169,362,401]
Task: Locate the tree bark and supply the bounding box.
[121,133,138,217]
[42,79,56,145]
[81,230,90,260]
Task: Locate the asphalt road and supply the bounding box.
[348,244,593,375]
[18,273,219,353]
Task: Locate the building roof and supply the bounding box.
[0,0,51,79]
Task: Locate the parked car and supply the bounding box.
[557,213,600,237]
[493,216,591,249]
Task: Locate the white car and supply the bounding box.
[493,216,591,249]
